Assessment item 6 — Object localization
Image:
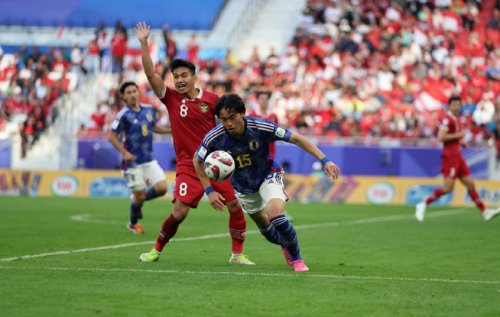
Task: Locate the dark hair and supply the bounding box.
[215,93,246,117]
[119,81,138,94]
[448,95,461,105]
[171,58,196,74]
[256,91,271,99]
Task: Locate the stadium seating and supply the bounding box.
[0,0,225,30]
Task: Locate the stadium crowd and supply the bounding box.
[1,0,499,157]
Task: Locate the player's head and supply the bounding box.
[171,58,197,95]
[216,93,246,138]
[447,95,462,116]
[119,81,139,107]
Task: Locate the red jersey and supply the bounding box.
[440,111,462,158]
[248,110,278,158]
[160,87,219,176]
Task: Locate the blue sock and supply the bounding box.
[271,215,301,261]
[145,187,159,201]
[130,199,142,224]
[259,224,282,245]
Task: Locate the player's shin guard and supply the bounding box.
[425,188,445,205]
[228,207,246,254]
[145,187,160,201]
[468,189,486,212]
[130,201,142,225]
[154,214,183,252]
[259,223,282,246]
[271,215,301,261]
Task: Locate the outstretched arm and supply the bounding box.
[135,22,165,98]
[288,132,341,180]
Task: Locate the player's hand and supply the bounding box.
[208,192,226,211]
[324,161,341,180]
[135,22,150,44]
[457,131,466,139]
[461,142,468,148]
[123,151,136,163]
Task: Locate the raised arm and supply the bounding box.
[288,132,341,180]
[135,22,165,98]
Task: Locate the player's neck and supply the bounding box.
[183,88,199,100]
[128,103,141,111]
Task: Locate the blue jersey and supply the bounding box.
[196,116,292,194]
[111,104,158,169]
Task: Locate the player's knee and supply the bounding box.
[172,205,190,221]
[135,192,147,203]
[226,199,242,213]
[155,182,167,196]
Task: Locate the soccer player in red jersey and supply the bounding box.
[135,22,254,264]
[416,96,500,222]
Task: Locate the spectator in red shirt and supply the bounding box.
[111,29,127,74]
[186,34,199,63]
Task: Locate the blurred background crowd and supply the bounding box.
[0,0,499,158]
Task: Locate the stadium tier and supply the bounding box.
[0,0,225,29]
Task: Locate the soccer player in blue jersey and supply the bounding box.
[193,93,341,272]
[109,81,170,234]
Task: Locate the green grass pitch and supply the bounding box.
[0,196,499,317]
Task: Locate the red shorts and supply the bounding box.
[173,173,237,208]
[441,156,470,179]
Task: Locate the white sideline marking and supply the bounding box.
[0,209,467,263]
[70,214,124,225]
[0,266,498,285]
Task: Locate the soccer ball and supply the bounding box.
[203,150,235,181]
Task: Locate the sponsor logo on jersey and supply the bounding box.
[275,127,286,138]
[199,103,209,113]
[249,140,259,151]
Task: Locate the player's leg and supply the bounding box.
[456,159,499,220]
[258,173,308,272]
[143,160,167,202]
[129,161,167,222]
[416,161,456,222]
[212,179,253,264]
[238,192,279,244]
[124,167,146,234]
[140,174,202,262]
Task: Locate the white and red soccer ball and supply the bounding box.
[203,150,235,181]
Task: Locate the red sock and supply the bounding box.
[468,189,486,212]
[228,207,246,254]
[425,188,445,205]
[154,214,183,252]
